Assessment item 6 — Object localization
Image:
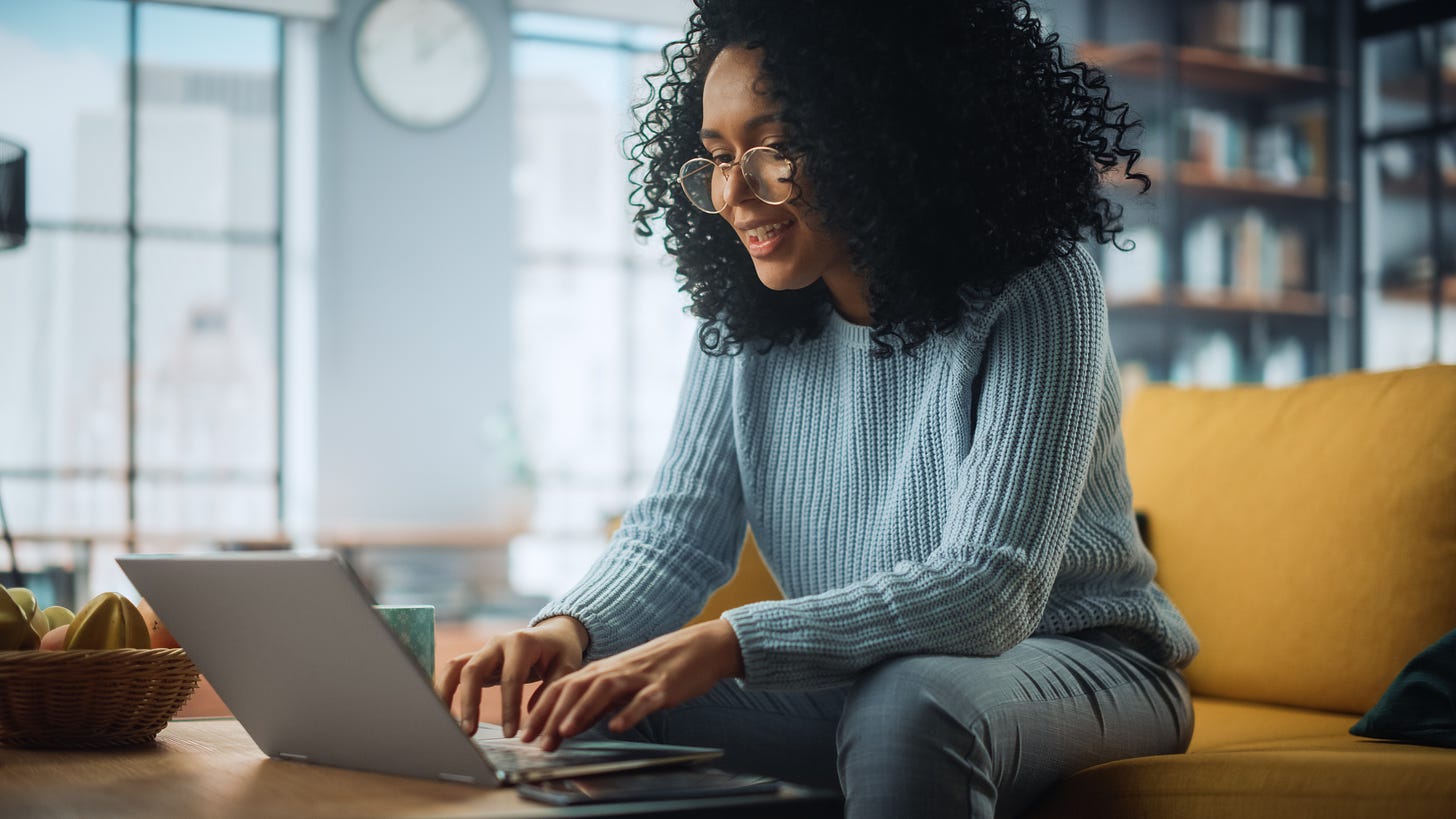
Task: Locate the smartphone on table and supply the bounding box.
[517,766,781,806]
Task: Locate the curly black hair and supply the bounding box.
[627,0,1149,357]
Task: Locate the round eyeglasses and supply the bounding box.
[678,146,796,214]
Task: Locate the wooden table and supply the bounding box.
[0,719,840,818]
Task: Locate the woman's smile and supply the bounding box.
[738,218,796,257]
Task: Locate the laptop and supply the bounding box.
[117,552,722,787]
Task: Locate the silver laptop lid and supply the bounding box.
[118,553,498,786]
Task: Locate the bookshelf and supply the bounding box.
[1073,0,1351,387]
[1076,41,1333,96]
[1383,277,1456,307]
[1110,159,1337,201]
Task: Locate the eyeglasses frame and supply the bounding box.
[678,146,797,214]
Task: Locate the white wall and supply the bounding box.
[314,0,514,529]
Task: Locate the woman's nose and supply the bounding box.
[720,162,755,207]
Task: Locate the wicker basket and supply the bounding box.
[0,648,200,749]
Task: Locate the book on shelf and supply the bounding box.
[1181,107,1325,185]
[1184,108,1241,178]
[1187,0,1306,66]
[1262,337,1308,386]
[1168,331,1309,387]
[1188,0,1262,58]
[1184,216,1226,294]
[1295,110,1327,181]
[1270,3,1305,68]
[1172,330,1239,387]
[1183,209,1308,301]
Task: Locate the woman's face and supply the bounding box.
[699,46,858,300]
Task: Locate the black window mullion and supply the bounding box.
[1426,24,1442,361]
[274,17,286,527]
[125,0,139,548]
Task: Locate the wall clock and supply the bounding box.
[354,0,490,129]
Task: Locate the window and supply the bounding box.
[507,12,696,597]
[0,0,287,600]
[1357,2,1456,368]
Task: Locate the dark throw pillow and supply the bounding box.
[1350,627,1456,749]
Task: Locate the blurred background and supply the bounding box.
[0,0,1452,633]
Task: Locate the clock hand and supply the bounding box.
[417,23,465,62]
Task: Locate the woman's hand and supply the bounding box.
[435,615,588,738]
[520,619,744,752]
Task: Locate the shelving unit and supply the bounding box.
[1077,41,1335,96]
[1109,159,1339,201]
[1383,277,1456,306]
[1073,0,1352,387]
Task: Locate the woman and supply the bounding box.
[438,1,1198,815]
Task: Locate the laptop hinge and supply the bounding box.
[437,773,476,784]
[277,752,308,762]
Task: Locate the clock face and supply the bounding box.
[354,0,490,129]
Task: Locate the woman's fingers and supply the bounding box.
[434,623,587,738]
[516,624,736,749]
[496,634,541,738]
[523,673,639,752]
[557,674,630,739]
[435,652,486,723]
[434,654,465,710]
[609,684,667,733]
[525,659,576,715]
[519,679,565,744]
[454,642,505,735]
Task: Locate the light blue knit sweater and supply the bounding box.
[533,244,1199,690]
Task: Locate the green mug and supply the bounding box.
[373,604,436,681]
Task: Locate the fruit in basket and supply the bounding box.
[64,592,151,650]
[135,598,180,649]
[42,605,74,630]
[39,623,69,651]
[6,586,51,638]
[0,585,41,650]
[6,587,36,618]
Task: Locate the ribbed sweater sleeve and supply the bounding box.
[529,340,747,661]
[722,251,1107,689]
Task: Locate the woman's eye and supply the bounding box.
[711,154,735,164]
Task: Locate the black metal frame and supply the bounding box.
[0,0,287,552]
[1353,0,1456,367]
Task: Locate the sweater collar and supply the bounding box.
[824,303,876,349]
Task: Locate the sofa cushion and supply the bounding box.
[1185,696,1362,752]
[1352,626,1456,748]
[1024,696,1456,819]
[1123,364,1456,715]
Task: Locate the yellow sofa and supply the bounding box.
[1028,362,1456,818]
[696,363,1456,817]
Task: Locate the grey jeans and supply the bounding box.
[595,629,1193,818]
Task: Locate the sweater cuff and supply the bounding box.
[527,607,595,659]
[722,602,855,691]
[529,573,666,662]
